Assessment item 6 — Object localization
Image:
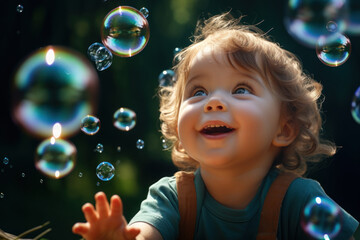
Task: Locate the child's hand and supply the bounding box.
[72,191,140,240]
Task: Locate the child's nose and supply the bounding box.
[204,95,227,112]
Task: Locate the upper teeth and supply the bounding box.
[204,125,227,129]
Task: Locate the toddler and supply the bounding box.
[73,12,358,239]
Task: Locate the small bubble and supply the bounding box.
[81,115,101,135]
[113,108,137,131]
[117,146,121,152]
[3,157,9,165]
[140,7,149,18]
[16,4,24,13]
[115,160,121,166]
[79,172,83,177]
[94,143,104,153]
[173,47,182,65]
[136,139,145,149]
[96,182,100,186]
[0,193,4,199]
[326,21,338,32]
[161,137,170,149]
[95,46,113,71]
[87,42,104,61]
[158,69,176,87]
[316,33,351,67]
[40,179,44,184]
[96,162,115,181]
[21,172,25,178]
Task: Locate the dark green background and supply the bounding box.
[1,0,359,239]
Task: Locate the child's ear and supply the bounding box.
[272,119,298,147]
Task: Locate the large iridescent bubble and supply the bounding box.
[301,197,342,239]
[35,138,76,178]
[12,46,99,138]
[316,32,351,67]
[101,6,150,57]
[284,0,348,48]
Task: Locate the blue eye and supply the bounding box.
[234,87,250,95]
[193,90,207,97]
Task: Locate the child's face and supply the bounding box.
[177,48,284,170]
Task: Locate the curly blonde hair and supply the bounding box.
[159,12,336,175]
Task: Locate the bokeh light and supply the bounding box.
[284,0,348,48]
[316,32,351,67]
[101,6,150,57]
[80,115,101,135]
[345,0,360,35]
[12,45,99,138]
[351,86,360,124]
[113,107,137,131]
[35,138,76,179]
[96,161,115,181]
[301,197,342,239]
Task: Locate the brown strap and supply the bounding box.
[256,171,299,240]
[175,171,197,240]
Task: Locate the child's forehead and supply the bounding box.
[189,46,229,69]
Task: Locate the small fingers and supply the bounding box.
[95,191,110,218]
[124,226,141,239]
[72,222,90,235]
[110,194,123,218]
[82,203,98,224]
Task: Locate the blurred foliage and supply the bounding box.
[1,0,359,239]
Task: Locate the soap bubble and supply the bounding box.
[16,4,24,13]
[35,138,76,179]
[96,161,115,181]
[12,46,99,138]
[351,86,360,124]
[326,21,338,33]
[3,157,9,165]
[136,139,144,149]
[101,6,150,57]
[81,115,100,135]
[0,193,4,199]
[284,0,348,48]
[158,69,176,87]
[87,42,104,61]
[301,197,342,239]
[140,7,149,18]
[316,33,351,67]
[94,46,113,71]
[161,137,170,149]
[113,107,136,131]
[173,47,182,65]
[94,143,104,153]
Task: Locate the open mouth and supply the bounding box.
[200,125,235,135]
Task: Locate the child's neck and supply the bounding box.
[200,165,272,209]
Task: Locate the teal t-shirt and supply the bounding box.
[129,168,358,240]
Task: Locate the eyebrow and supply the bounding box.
[186,70,264,89]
